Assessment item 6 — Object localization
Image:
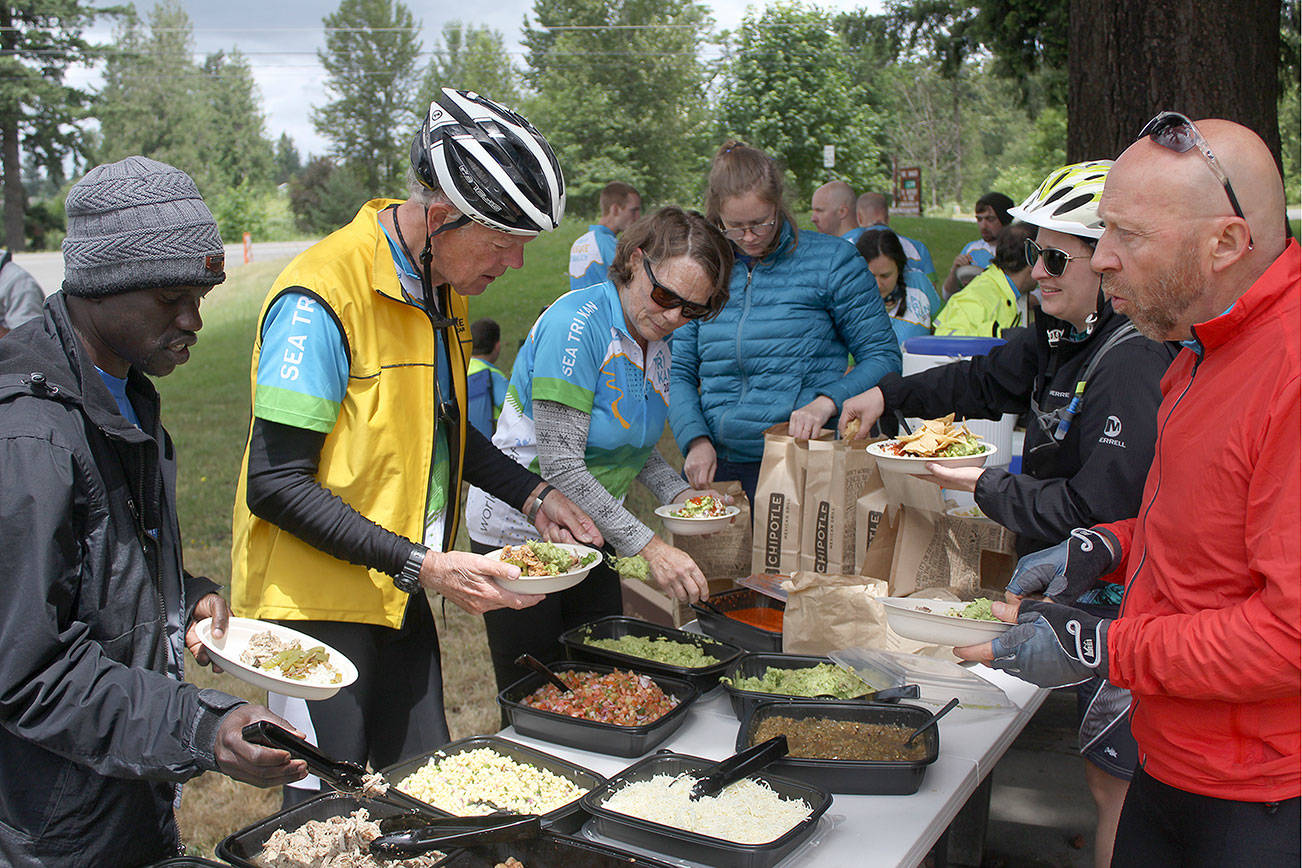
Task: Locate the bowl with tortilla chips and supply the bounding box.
[865,414,995,476]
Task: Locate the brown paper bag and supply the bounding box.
[751,423,809,575]
[668,480,751,582]
[869,505,1017,596]
[799,437,880,574]
[780,571,950,657]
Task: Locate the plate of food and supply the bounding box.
[653,494,740,535]
[195,617,358,700]
[866,414,995,475]
[878,597,1013,647]
[486,540,602,594]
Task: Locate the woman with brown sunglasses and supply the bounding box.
[466,206,735,703]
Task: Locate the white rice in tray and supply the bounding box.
[600,773,811,844]
[398,746,586,815]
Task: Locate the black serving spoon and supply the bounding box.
[688,735,789,801]
[904,697,961,746]
[514,653,572,693]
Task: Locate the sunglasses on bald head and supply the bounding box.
[641,254,713,319]
[1138,111,1253,247]
[1024,238,1087,278]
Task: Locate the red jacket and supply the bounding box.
[1099,240,1300,801]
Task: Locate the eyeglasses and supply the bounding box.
[1025,238,1086,278]
[642,255,713,319]
[1138,111,1253,247]
[719,216,778,241]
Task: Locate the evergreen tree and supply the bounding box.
[312,0,422,193]
[0,0,121,249]
[274,133,303,185]
[420,22,519,107]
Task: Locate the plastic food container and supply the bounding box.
[216,792,414,867]
[559,616,745,691]
[379,735,605,835]
[690,587,784,653]
[736,700,940,795]
[581,751,832,868]
[435,830,678,867]
[498,660,699,758]
[719,652,875,721]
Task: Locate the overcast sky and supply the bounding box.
[77,1,884,156]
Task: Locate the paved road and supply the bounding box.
[10,240,315,297]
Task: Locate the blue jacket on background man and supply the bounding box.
[670,221,901,465]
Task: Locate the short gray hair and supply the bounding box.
[406,167,455,211]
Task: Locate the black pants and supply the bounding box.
[1111,767,1300,867]
[473,539,624,725]
[277,593,449,808]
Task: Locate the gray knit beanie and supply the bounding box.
[62,155,226,296]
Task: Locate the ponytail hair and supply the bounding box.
[705,139,796,256]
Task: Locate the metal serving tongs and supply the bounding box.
[688,735,789,800]
[241,721,436,818]
[369,812,541,857]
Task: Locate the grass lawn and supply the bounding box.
[159,211,980,854]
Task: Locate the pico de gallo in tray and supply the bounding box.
[521,669,680,727]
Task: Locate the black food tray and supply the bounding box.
[435,830,678,867]
[737,700,939,795]
[689,587,783,653]
[498,660,698,758]
[719,652,875,721]
[380,735,605,835]
[580,751,832,868]
[147,860,229,867]
[216,791,417,867]
[559,615,745,691]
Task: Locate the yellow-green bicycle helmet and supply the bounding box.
[1009,160,1112,239]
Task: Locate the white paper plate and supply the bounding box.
[195,617,358,700]
[866,440,996,476]
[654,503,742,536]
[879,597,1012,647]
[488,542,602,594]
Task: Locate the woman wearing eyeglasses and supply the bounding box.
[669,140,901,503]
[465,206,734,700]
[839,161,1178,868]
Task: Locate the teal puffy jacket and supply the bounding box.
[670,221,901,464]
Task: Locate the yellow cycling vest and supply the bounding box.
[231,199,471,629]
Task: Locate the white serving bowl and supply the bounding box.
[653,503,742,536]
[878,597,1012,647]
[866,440,996,476]
[195,617,358,701]
[488,542,602,594]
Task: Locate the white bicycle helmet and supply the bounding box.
[411,88,565,236]
[1009,160,1112,239]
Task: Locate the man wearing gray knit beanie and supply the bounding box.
[0,156,305,868]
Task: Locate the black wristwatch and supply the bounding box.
[394,544,429,594]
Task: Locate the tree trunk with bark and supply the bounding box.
[1067,0,1281,166]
